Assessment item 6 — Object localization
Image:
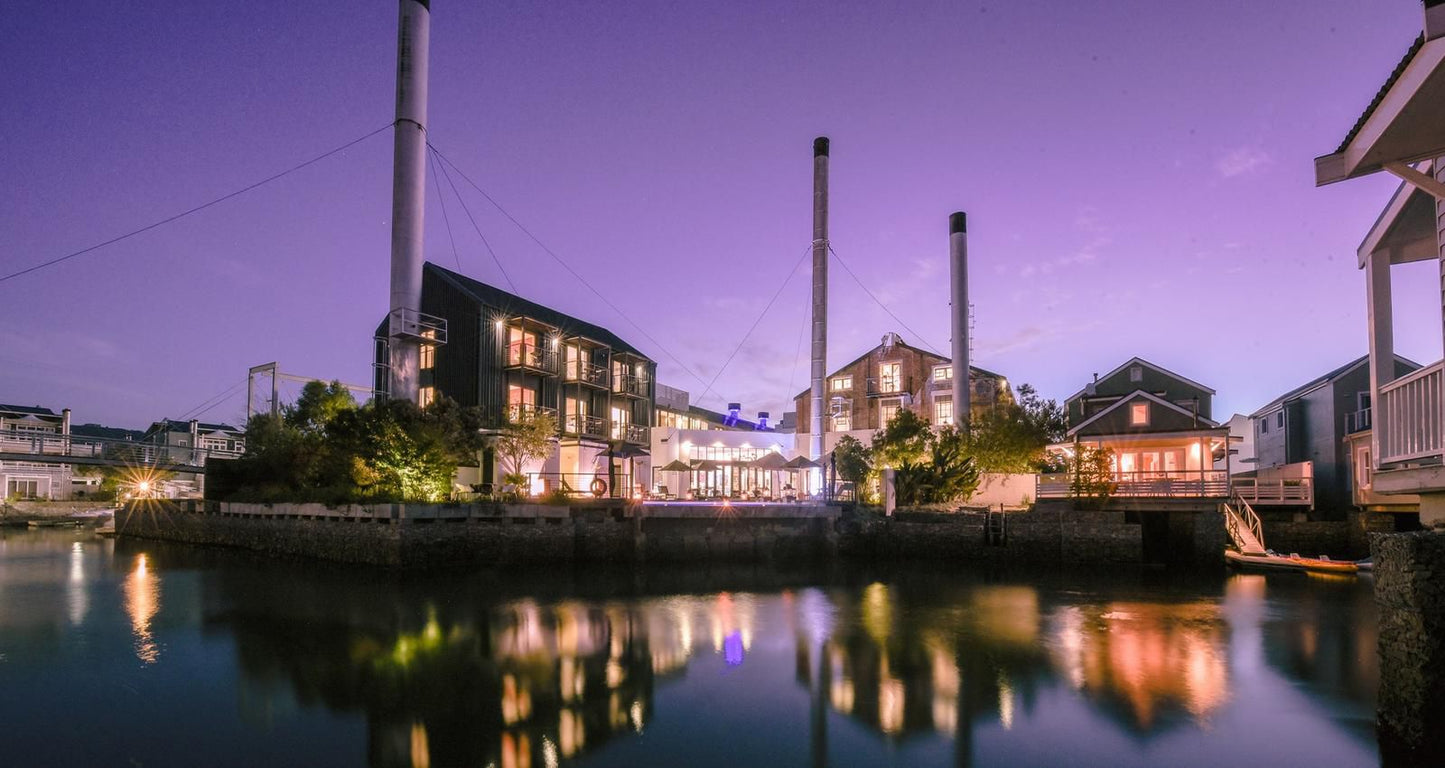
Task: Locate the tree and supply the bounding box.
[1069,444,1117,506]
[286,380,357,434]
[960,383,1067,473]
[893,429,980,506]
[493,409,557,489]
[832,434,874,502]
[872,408,934,469]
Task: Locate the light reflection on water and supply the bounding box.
[0,529,1384,768]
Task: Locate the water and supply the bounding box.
[0,528,1382,768]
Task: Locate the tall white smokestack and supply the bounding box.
[387,0,431,402]
[809,137,830,465]
[949,212,970,432]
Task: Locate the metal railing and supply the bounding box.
[1232,476,1313,506]
[1345,407,1372,434]
[563,413,608,438]
[0,433,224,469]
[1223,498,1266,555]
[867,376,911,397]
[523,472,636,499]
[1377,360,1443,465]
[388,307,448,345]
[609,423,648,444]
[612,374,649,397]
[564,359,609,387]
[505,403,557,423]
[1037,470,1230,499]
[506,342,558,374]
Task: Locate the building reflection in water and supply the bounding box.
[123,552,160,664]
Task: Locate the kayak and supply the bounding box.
[1225,549,1360,574]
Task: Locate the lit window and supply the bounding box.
[419,330,436,369]
[879,363,902,393]
[833,413,851,432]
[934,397,954,426]
[831,376,852,391]
[933,366,953,381]
[1129,365,1143,382]
[419,386,434,408]
[880,399,901,426]
[1129,402,1148,426]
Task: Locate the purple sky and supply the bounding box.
[3,0,1440,429]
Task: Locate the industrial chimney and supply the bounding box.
[949,212,970,431]
[809,137,830,465]
[387,0,431,402]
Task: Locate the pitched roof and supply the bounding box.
[1066,389,1218,438]
[0,404,59,417]
[426,263,652,359]
[791,336,1004,400]
[70,423,146,441]
[146,419,243,436]
[1064,357,1215,404]
[1248,354,1422,418]
[1335,35,1425,155]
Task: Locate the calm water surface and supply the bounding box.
[0,528,1380,767]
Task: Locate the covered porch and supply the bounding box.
[1039,430,1232,499]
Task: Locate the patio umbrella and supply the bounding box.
[658,459,693,472]
[784,455,821,469]
[691,460,723,472]
[749,452,790,470]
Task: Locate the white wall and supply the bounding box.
[967,473,1036,509]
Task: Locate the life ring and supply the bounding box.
[590,477,608,498]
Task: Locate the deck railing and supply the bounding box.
[1378,359,1443,465]
[564,359,609,387]
[1345,407,1372,434]
[563,413,608,438]
[1037,470,1229,500]
[506,342,558,374]
[1231,476,1313,506]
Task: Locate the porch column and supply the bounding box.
[1366,246,1394,468]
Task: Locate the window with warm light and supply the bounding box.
[880,399,901,426]
[879,362,901,393]
[831,376,852,391]
[933,365,952,381]
[934,397,954,426]
[1130,402,1148,426]
[418,386,434,407]
[833,412,852,431]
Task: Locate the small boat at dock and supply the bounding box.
[1225,549,1359,574]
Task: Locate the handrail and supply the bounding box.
[1379,359,1444,395]
[1377,358,1443,464]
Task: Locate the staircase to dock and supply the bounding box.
[1222,493,1266,556]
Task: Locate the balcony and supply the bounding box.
[1037,470,1229,500]
[867,376,912,397]
[1345,407,1372,434]
[506,342,558,375]
[613,374,649,399]
[1377,359,1443,466]
[564,359,610,389]
[563,413,608,439]
[611,423,648,445]
[505,403,558,424]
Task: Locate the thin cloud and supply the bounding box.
[1216,146,1272,178]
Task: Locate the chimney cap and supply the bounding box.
[813,137,830,157]
[950,211,967,234]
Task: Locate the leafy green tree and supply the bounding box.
[832,434,874,503]
[961,383,1067,473]
[494,408,558,489]
[1068,444,1117,506]
[285,380,357,434]
[893,429,979,506]
[872,408,934,469]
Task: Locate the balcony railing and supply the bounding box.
[1377,359,1443,465]
[1345,407,1372,434]
[564,359,610,388]
[388,308,448,345]
[610,423,648,444]
[506,342,558,374]
[867,376,912,397]
[1037,470,1230,500]
[505,403,557,423]
[613,374,649,398]
[1232,476,1313,506]
[563,414,608,439]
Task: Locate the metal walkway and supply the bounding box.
[0,435,211,475]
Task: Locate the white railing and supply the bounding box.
[1232,476,1313,506]
[1378,359,1443,465]
[1036,470,1229,499]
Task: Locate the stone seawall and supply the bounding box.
[115,501,839,568]
[1372,531,1445,765]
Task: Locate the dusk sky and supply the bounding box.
[3,0,1441,429]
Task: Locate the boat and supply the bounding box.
[1225,549,1359,574]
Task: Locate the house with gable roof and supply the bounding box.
[1041,358,1233,499]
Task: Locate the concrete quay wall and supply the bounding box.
[115,500,839,567]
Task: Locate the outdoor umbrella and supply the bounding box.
[783,455,820,469]
[658,459,692,497]
[749,452,790,470]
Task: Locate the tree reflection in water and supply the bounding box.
[141,543,1379,768]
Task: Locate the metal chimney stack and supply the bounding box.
[949,212,970,431]
[809,137,830,464]
[387,0,432,402]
